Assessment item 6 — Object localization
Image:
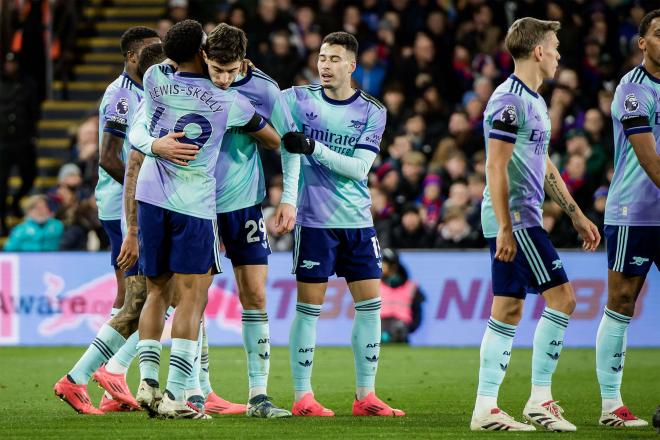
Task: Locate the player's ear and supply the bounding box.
[201,49,209,64]
[637,35,646,52]
[534,44,543,62]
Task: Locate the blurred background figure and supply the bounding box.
[3,195,62,251]
[0,52,38,237]
[379,248,425,343]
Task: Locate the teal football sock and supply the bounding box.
[199,326,212,396]
[531,307,569,386]
[352,298,382,394]
[186,322,203,398]
[68,324,126,384]
[106,331,139,374]
[242,310,270,395]
[290,302,321,395]
[137,339,161,383]
[596,308,631,400]
[477,317,516,398]
[166,338,197,401]
[529,307,569,403]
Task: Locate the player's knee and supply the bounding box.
[608,292,637,316]
[239,288,266,310]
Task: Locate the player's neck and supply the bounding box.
[177,58,204,75]
[642,58,660,79]
[512,63,543,93]
[324,82,355,101]
[123,67,142,87]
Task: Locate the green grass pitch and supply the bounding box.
[1,346,658,439]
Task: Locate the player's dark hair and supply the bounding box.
[205,23,247,64]
[322,31,359,56]
[639,9,660,38]
[119,26,158,58]
[163,19,204,64]
[137,43,165,80]
[505,17,560,60]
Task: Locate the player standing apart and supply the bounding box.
[281,32,404,417]
[470,18,600,432]
[53,27,159,415]
[596,8,660,429]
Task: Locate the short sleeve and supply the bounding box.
[227,92,257,128]
[355,105,386,154]
[612,82,654,137]
[102,86,135,139]
[485,93,525,144]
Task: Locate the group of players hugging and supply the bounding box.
[53,8,659,432]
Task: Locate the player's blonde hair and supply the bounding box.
[505,18,560,60]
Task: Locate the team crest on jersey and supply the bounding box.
[624,93,639,113]
[348,119,367,130]
[116,98,129,115]
[500,105,517,124]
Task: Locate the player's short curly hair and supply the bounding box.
[119,26,158,58]
[205,23,247,64]
[322,31,359,56]
[639,9,660,38]
[505,18,560,60]
[163,19,204,64]
[137,43,165,80]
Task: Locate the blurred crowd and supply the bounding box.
[3,0,658,252]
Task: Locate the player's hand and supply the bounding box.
[495,227,517,262]
[274,203,296,235]
[282,132,315,155]
[572,214,601,251]
[117,232,139,272]
[152,132,198,166]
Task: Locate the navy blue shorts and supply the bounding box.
[605,225,660,276]
[100,219,140,276]
[101,219,122,270]
[216,204,271,268]
[137,201,217,277]
[292,225,382,283]
[487,226,569,299]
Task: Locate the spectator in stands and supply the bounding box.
[418,174,442,228]
[71,115,99,193]
[379,248,425,344]
[586,185,608,237]
[4,195,63,252]
[58,184,101,251]
[398,151,426,202]
[264,30,300,88]
[435,206,481,249]
[0,52,39,236]
[391,204,430,249]
[371,186,394,248]
[354,43,386,98]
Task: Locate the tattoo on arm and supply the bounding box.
[124,150,145,233]
[544,169,578,219]
[109,275,147,337]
